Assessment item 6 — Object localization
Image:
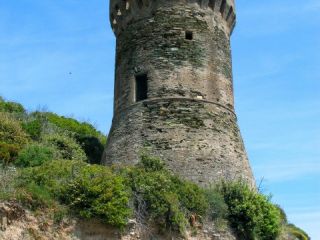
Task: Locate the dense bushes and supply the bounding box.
[43,134,86,161]
[16,160,130,227]
[0,98,25,114]
[0,142,20,165]
[19,160,85,197]
[21,119,42,141]
[13,156,209,231]
[15,144,57,167]
[0,97,106,165]
[0,113,28,165]
[45,113,105,141]
[218,181,282,240]
[205,188,228,222]
[62,164,131,228]
[13,156,285,238]
[0,113,28,146]
[43,112,107,163]
[0,97,309,238]
[128,155,209,233]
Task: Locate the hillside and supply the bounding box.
[0,97,310,240]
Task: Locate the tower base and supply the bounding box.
[103,98,255,187]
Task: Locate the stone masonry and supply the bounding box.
[103,0,255,187]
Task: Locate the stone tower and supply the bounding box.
[103,0,255,186]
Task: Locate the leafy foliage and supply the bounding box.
[0,97,309,238]
[16,182,55,210]
[44,112,106,144]
[204,188,228,221]
[37,112,107,163]
[0,113,28,165]
[218,181,282,240]
[62,164,132,228]
[18,160,85,197]
[0,99,26,114]
[0,98,106,165]
[0,142,20,165]
[43,134,87,161]
[15,144,57,167]
[129,155,208,233]
[21,119,42,141]
[0,112,28,146]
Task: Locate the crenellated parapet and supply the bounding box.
[110,0,236,36]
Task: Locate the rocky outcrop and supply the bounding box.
[0,201,238,240]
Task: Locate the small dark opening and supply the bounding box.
[135,74,148,102]
[220,0,226,16]
[208,0,215,10]
[137,0,143,9]
[185,31,193,40]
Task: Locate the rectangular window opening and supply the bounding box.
[135,73,148,102]
[185,31,193,40]
[220,0,226,16]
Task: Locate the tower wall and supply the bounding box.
[103,0,255,186]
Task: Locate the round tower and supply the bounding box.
[103,0,255,186]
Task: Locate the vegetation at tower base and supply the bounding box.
[0,97,310,239]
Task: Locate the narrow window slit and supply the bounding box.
[220,0,226,16]
[209,0,215,10]
[185,31,193,40]
[135,73,148,102]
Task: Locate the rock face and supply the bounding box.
[103,0,255,187]
[0,201,238,240]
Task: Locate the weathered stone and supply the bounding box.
[103,0,255,187]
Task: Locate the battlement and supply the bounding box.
[110,0,236,36]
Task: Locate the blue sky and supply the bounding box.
[0,0,319,238]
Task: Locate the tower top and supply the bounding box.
[110,0,236,36]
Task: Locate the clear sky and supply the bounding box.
[0,0,319,238]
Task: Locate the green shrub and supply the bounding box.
[44,112,106,144]
[0,100,26,114]
[172,177,209,219]
[218,181,282,240]
[17,160,130,227]
[138,154,165,171]
[15,144,57,167]
[19,160,85,193]
[16,182,55,210]
[0,142,20,165]
[0,112,28,147]
[129,155,208,233]
[62,164,131,228]
[43,134,86,161]
[21,119,42,141]
[38,112,106,162]
[204,188,228,221]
